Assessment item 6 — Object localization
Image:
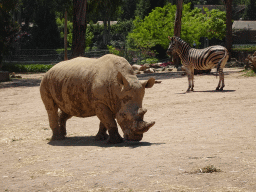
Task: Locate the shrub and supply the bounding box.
[2,63,53,73]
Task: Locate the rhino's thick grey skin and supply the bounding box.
[40,54,155,144]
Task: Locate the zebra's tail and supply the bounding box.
[216,49,229,77]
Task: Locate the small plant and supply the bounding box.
[107,45,120,56]
[199,165,221,173]
[189,165,221,174]
[141,58,159,64]
[242,69,256,77]
[12,137,22,142]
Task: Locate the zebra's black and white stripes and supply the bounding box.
[167,36,229,92]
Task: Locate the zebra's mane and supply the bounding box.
[174,36,191,48]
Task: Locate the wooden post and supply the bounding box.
[64,10,68,61]
[173,0,183,68]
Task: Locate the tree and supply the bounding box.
[71,0,87,58]
[173,0,182,67]
[128,3,226,52]
[31,3,61,49]
[135,0,150,20]
[225,0,232,55]
[119,0,137,20]
[0,0,20,68]
[243,0,256,20]
[135,0,171,20]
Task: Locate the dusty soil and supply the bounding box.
[1,68,256,192]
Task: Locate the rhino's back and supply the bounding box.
[40,54,137,117]
[41,57,98,117]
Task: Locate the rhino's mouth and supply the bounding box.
[117,107,155,141]
[123,120,155,141]
[124,132,143,141]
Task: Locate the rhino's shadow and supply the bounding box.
[48,136,164,148]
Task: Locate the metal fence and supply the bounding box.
[3,48,166,65]
[3,49,110,64]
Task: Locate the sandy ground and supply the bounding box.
[1,68,256,192]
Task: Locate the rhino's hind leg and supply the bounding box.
[95,122,109,141]
[95,104,123,144]
[58,110,72,137]
[46,108,65,141]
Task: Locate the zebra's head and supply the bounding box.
[166,36,178,56]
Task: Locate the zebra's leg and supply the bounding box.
[220,68,225,91]
[185,67,193,92]
[216,68,225,91]
[191,69,195,91]
[186,72,192,92]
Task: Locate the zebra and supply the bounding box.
[167,36,229,92]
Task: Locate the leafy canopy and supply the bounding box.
[128,3,226,49]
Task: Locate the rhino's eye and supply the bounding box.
[120,113,127,119]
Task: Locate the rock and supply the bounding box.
[134,70,142,74]
[0,71,10,82]
[132,64,142,71]
[10,72,22,79]
[143,63,151,69]
[139,65,147,71]
[150,63,162,68]
[144,68,155,73]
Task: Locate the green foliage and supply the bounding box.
[56,17,73,47]
[141,58,159,64]
[2,63,53,73]
[56,18,94,48]
[243,69,256,77]
[107,45,120,55]
[128,3,226,50]
[232,46,256,52]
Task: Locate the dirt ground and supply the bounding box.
[1,68,256,192]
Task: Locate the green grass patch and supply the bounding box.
[2,63,54,73]
[242,69,256,77]
[140,58,159,64]
[232,46,256,52]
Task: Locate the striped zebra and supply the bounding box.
[167,36,229,92]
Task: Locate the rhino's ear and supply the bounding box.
[142,77,155,88]
[117,72,130,89]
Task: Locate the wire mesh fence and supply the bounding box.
[3,48,166,65]
[3,49,110,64]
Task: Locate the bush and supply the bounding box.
[232,47,256,52]
[2,63,53,73]
[141,58,159,64]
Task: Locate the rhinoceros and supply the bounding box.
[40,54,155,144]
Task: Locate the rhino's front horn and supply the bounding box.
[137,108,147,120]
[136,121,155,134]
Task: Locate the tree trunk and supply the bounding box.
[173,0,182,68]
[71,0,87,58]
[64,10,68,60]
[103,18,108,47]
[225,0,232,57]
[107,18,111,46]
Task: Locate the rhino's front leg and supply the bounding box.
[95,122,109,141]
[95,104,123,144]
